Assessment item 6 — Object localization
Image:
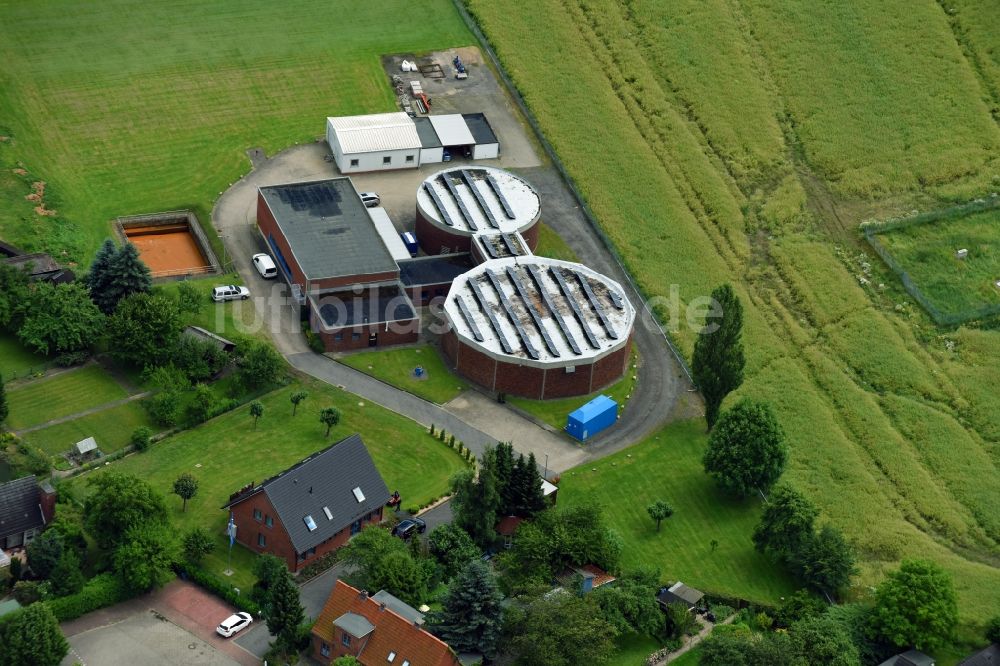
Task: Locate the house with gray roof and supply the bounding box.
[221,434,390,572]
[0,476,57,550]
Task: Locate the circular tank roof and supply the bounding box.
[416,166,540,236]
[443,256,635,368]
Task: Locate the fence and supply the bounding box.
[861,194,1000,326]
[451,0,695,383]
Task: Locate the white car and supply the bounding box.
[216,612,253,638]
[211,285,250,302]
[252,253,277,279]
[359,191,380,208]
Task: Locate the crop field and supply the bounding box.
[68,377,468,587]
[874,209,1000,318]
[0,0,471,263]
[466,0,1000,625]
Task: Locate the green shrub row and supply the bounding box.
[43,573,132,622]
[174,563,261,616]
[298,550,342,581]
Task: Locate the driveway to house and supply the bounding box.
[61,580,258,666]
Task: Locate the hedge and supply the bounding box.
[44,573,133,622]
[174,562,261,616]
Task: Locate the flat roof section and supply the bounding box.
[413,117,442,149]
[443,257,635,367]
[398,254,475,287]
[327,113,421,154]
[367,207,411,262]
[310,285,416,330]
[463,113,498,145]
[476,232,528,260]
[429,114,476,146]
[259,179,399,282]
[417,166,540,236]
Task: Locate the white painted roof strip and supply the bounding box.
[327,113,422,154]
[417,166,539,235]
[444,257,635,366]
[367,207,411,261]
[429,113,476,146]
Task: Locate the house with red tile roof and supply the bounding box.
[311,580,460,666]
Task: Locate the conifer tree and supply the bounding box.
[430,560,504,657]
[266,566,305,651]
[692,283,745,429]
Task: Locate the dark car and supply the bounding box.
[391,517,427,539]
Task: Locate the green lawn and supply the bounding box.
[338,344,468,405]
[875,209,1000,318]
[559,420,795,604]
[155,276,267,341]
[6,365,129,430]
[610,634,663,666]
[0,333,50,380]
[0,0,472,265]
[508,347,638,430]
[67,377,467,586]
[534,222,580,263]
[23,401,156,457]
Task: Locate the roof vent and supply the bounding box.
[352,487,365,503]
[304,515,317,531]
[323,506,333,520]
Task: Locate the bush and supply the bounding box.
[12,580,41,605]
[298,551,342,581]
[145,390,181,427]
[710,604,736,621]
[130,426,152,452]
[175,562,261,616]
[44,573,132,622]
[301,321,326,354]
[54,351,89,367]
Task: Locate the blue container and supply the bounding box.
[401,232,419,257]
[565,395,618,441]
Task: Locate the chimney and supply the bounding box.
[379,602,387,612]
[38,480,57,524]
[359,589,368,600]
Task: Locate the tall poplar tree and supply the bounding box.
[692,283,746,429]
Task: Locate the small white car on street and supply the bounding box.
[216,612,253,638]
[252,253,277,279]
[211,285,250,302]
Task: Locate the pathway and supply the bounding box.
[287,352,586,474]
[657,613,736,665]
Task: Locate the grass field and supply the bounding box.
[0,333,49,380]
[338,344,469,404]
[22,401,156,457]
[154,275,268,341]
[6,365,128,430]
[467,0,1000,627]
[0,0,471,264]
[610,634,663,666]
[560,420,796,603]
[534,222,580,263]
[67,377,468,587]
[875,209,1000,317]
[508,347,639,430]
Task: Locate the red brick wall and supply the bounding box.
[541,363,593,399]
[415,211,471,256]
[495,360,545,399]
[310,272,400,292]
[520,220,539,252]
[589,336,632,392]
[39,486,57,524]
[257,195,307,290]
[309,309,420,352]
[452,337,498,391]
[230,494,383,572]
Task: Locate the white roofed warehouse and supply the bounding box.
[441,256,636,399]
[416,166,540,255]
[326,113,422,174]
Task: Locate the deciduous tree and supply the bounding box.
[173,473,199,512]
[430,560,504,657]
[175,280,203,315]
[692,283,745,429]
[0,603,69,666]
[0,263,31,332]
[113,524,178,593]
[182,527,216,564]
[319,406,341,437]
[800,524,857,595]
[501,592,616,666]
[0,372,8,425]
[703,399,787,498]
[646,500,674,532]
[753,484,817,562]
[249,400,264,429]
[108,292,182,366]
[85,472,168,548]
[290,390,308,416]
[428,523,480,579]
[791,615,861,666]
[450,466,500,548]
[234,338,283,391]
[869,559,958,652]
[17,282,104,355]
[593,569,663,637]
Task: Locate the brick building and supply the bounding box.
[221,435,390,572]
[0,476,57,550]
[311,580,460,666]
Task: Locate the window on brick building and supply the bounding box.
[265,515,273,528]
[253,508,262,521]
[320,643,330,657]
[257,533,266,547]
[342,632,351,647]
